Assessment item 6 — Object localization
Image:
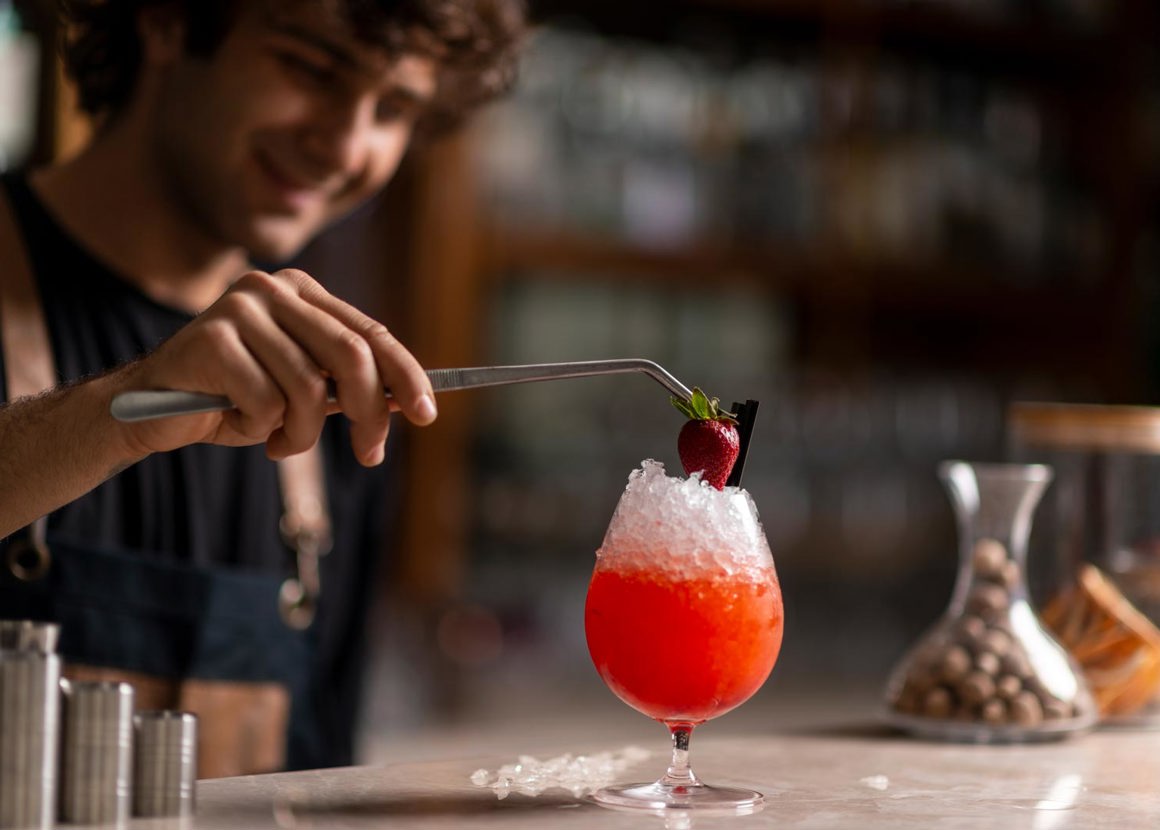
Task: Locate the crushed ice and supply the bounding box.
[596,460,773,577]
[469,746,652,800]
[860,775,889,791]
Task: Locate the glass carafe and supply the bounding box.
[885,461,1097,741]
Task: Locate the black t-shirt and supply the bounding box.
[0,172,393,769]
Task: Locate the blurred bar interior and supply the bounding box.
[4,0,1160,759]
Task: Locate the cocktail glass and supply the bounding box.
[584,460,784,813]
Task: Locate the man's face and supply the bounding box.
[149,2,437,262]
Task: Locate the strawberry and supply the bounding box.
[671,388,740,490]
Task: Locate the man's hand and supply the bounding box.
[113,268,436,465]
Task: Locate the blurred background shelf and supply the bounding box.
[7,0,1159,754]
[367,0,1160,743]
[546,0,1113,77]
[486,225,1105,304]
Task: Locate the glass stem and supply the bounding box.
[660,722,701,790]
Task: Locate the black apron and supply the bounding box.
[0,181,332,778]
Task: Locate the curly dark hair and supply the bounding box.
[57,0,527,129]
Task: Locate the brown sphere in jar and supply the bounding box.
[980,628,1012,658]
[975,651,1002,677]
[894,687,920,714]
[972,538,1009,580]
[953,615,988,650]
[967,584,1009,620]
[953,704,978,721]
[1000,559,1021,590]
[1010,691,1044,727]
[898,671,936,712]
[1001,649,1032,679]
[959,671,996,707]
[995,674,1022,701]
[922,686,954,718]
[981,698,1008,725]
[940,646,973,683]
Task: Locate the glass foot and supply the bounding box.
[591,781,764,814]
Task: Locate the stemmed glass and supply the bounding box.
[584,460,784,813]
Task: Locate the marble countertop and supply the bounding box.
[147,724,1160,830]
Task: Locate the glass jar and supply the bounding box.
[1009,402,1160,726]
[884,461,1098,741]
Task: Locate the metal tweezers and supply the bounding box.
[109,358,694,423]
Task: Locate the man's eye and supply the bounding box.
[279,53,334,84]
[376,96,423,124]
[375,100,405,122]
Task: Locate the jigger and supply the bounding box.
[0,620,59,654]
[60,680,135,825]
[0,646,61,830]
[133,711,198,818]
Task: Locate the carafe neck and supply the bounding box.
[939,461,1052,611]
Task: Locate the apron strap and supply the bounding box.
[0,187,53,580]
[277,440,333,629]
[0,187,54,398]
[0,183,331,628]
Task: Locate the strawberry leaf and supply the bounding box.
[672,387,739,423]
[670,395,698,419]
[691,388,712,420]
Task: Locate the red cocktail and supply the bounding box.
[587,563,782,723]
[584,460,783,813]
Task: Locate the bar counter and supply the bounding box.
[163,723,1159,829]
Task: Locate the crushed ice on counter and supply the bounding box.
[860,775,890,791]
[596,459,772,576]
[469,746,651,800]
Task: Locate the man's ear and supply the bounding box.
[138,3,186,66]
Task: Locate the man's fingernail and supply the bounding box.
[416,394,437,423]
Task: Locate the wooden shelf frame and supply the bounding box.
[533,0,1111,79]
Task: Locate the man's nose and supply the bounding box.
[302,94,376,176]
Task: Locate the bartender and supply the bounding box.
[0,0,525,776]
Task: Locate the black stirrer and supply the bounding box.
[725,399,760,488]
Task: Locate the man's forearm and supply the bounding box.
[0,369,148,539]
